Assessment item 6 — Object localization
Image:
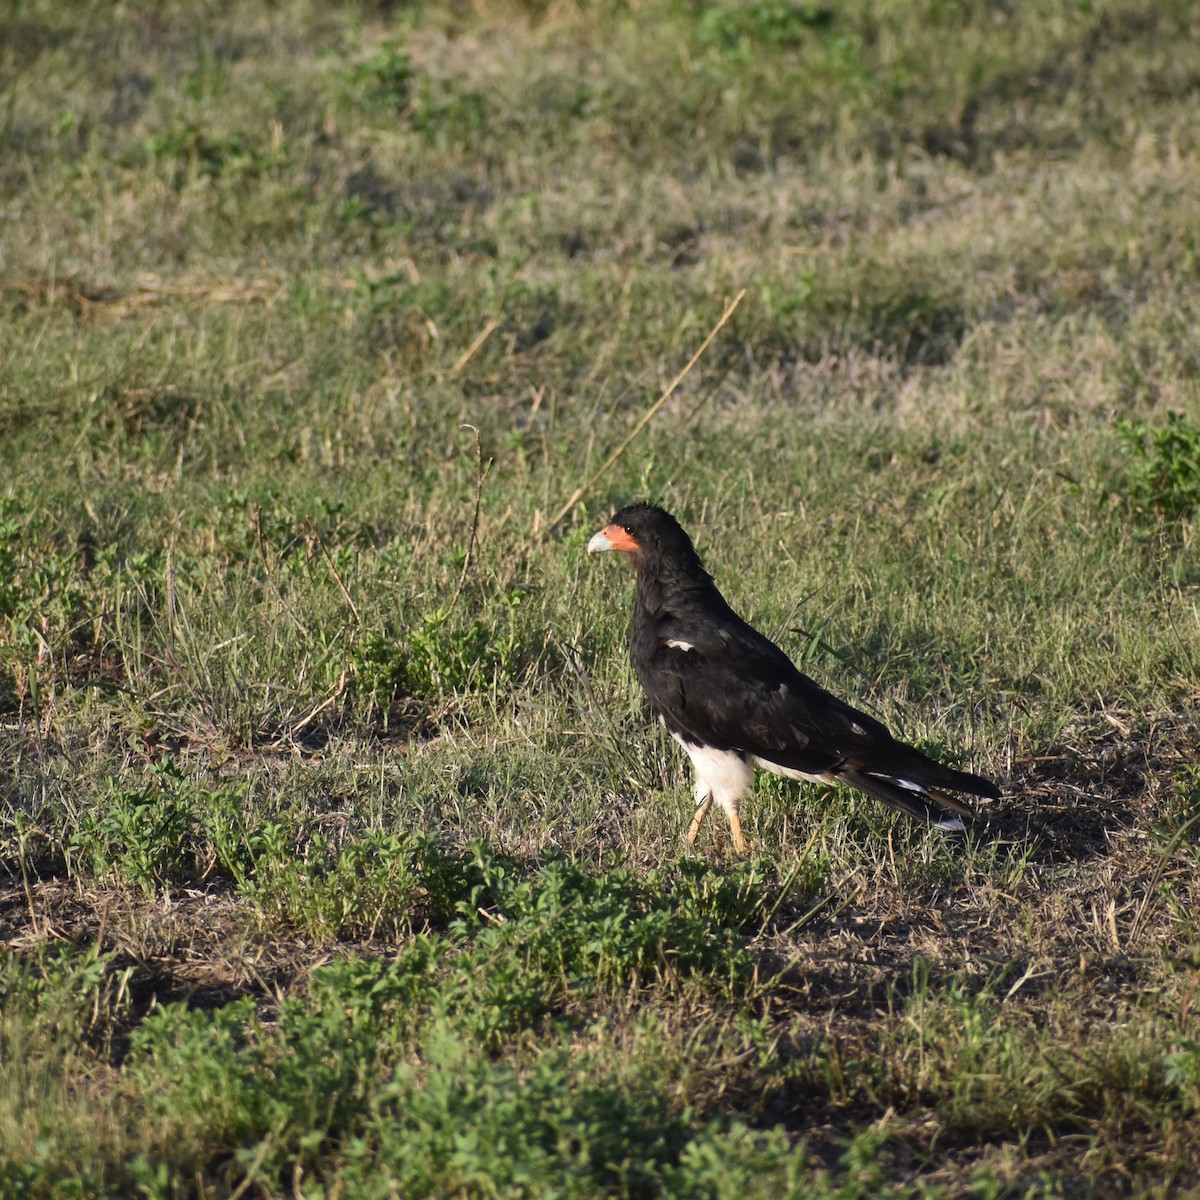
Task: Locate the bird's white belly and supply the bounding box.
[670,734,753,816]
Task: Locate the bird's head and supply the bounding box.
[587,503,707,578]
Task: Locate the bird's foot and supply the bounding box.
[727,810,747,855]
[685,795,714,848]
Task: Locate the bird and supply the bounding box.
[587,502,999,853]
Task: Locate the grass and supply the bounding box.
[2,0,1200,1194]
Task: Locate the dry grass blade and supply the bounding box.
[452,423,492,603]
[543,288,746,533]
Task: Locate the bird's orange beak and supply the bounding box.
[587,524,640,554]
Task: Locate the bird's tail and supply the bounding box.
[839,768,985,831]
[928,762,1001,801]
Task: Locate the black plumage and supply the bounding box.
[587,502,1000,852]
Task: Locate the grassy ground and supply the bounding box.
[2,0,1200,1195]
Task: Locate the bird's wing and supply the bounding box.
[637,615,896,774]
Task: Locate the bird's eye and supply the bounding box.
[624,526,634,535]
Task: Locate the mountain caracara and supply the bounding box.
[588,503,999,852]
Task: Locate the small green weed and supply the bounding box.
[128,998,265,1148]
[1115,412,1200,523]
[349,271,452,323]
[0,942,132,1048]
[341,39,413,114]
[696,0,834,55]
[354,1029,693,1198]
[348,630,409,709]
[457,853,756,998]
[68,763,209,894]
[351,600,525,706]
[242,825,420,941]
[240,827,483,941]
[353,1054,818,1197]
[136,120,283,185]
[1165,1033,1200,1115]
[128,959,424,1175]
[1167,766,1200,830]
[410,77,489,142]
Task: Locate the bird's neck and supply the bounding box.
[633,567,721,620]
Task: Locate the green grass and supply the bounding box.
[2,0,1200,1195]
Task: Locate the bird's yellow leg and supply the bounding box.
[727,809,747,854]
[686,794,713,847]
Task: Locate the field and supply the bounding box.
[3,0,1200,1195]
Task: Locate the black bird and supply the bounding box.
[588,502,999,852]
